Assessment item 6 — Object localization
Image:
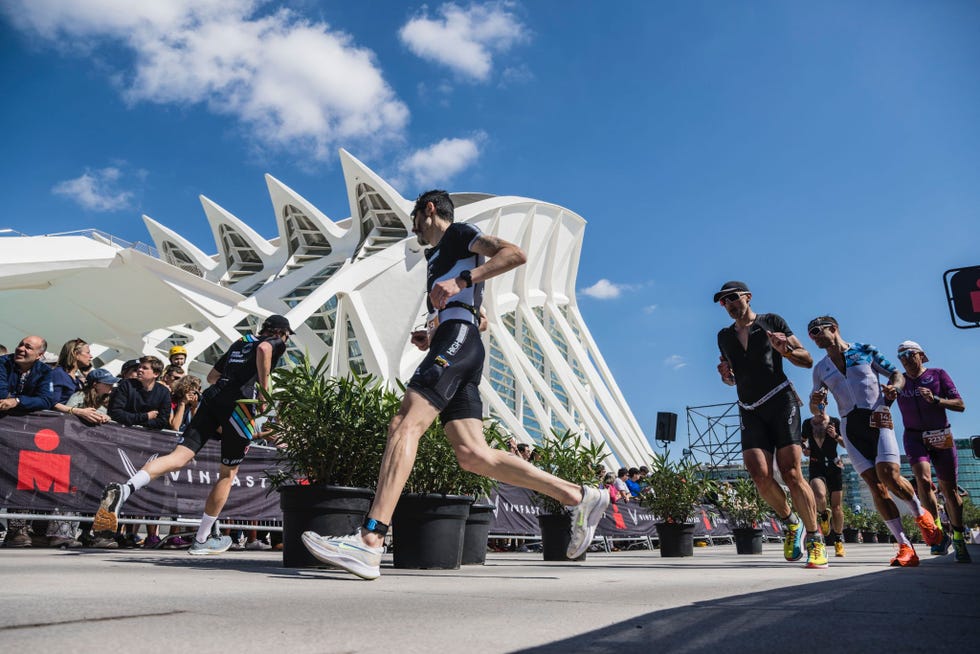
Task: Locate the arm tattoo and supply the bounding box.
[472,234,506,255]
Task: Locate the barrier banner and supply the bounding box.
[489,484,735,539]
[0,412,282,521]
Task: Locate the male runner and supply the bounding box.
[301,190,608,579]
[713,281,825,568]
[802,412,846,557]
[92,315,293,555]
[894,340,970,563]
[807,317,941,567]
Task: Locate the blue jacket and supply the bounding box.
[0,355,56,414]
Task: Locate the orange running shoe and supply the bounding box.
[915,512,942,547]
[890,543,919,567]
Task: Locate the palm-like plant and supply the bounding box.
[531,428,609,515]
[715,477,770,528]
[402,419,502,497]
[261,355,398,489]
[640,453,717,524]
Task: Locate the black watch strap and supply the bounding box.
[459,269,473,288]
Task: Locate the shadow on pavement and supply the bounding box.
[517,545,979,654]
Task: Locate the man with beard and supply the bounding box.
[714,281,825,568]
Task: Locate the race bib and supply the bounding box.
[869,407,893,429]
[922,428,953,450]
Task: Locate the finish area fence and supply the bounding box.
[1,412,782,542]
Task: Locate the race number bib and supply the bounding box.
[922,428,953,450]
[869,407,893,429]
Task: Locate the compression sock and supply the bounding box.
[953,528,965,541]
[905,494,926,517]
[886,518,911,546]
[780,511,800,525]
[121,470,151,504]
[196,513,219,544]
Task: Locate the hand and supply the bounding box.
[916,387,935,403]
[410,330,430,351]
[430,278,463,310]
[810,388,828,405]
[766,331,792,354]
[825,421,839,440]
[0,398,16,411]
[882,385,899,401]
[717,357,735,385]
[76,407,109,424]
[147,410,159,420]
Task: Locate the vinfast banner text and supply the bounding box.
[0,412,282,520]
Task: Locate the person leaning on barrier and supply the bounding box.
[108,355,172,430]
[65,368,117,425]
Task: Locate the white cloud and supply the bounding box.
[399,2,529,81]
[580,279,625,300]
[643,304,658,314]
[52,167,134,212]
[397,135,484,187]
[664,355,687,370]
[4,0,408,161]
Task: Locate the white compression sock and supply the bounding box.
[905,494,925,516]
[121,470,151,503]
[196,513,219,544]
[886,518,911,546]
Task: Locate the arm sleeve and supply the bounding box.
[0,358,10,398]
[811,366,823,396]
[51,369,75,405]
[869,346,898,376]
[144,387,172,430]
[458,222,482,252]
[18,365,56,412]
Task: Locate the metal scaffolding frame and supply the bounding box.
[685,401,742,469]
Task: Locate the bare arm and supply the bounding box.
[206,367,221,385]
[767,332,813,369]
[881,370,905,401]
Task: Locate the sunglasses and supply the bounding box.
[808,324,834,336]
[898,350,919,359]
[718,292,745,304]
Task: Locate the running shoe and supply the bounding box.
[819,509,831,537]
[783,520,806,562]
[915,512,942,547]
[301,531,383,580]
[805,538,828,569]
[566,485,610,560]
[931,531,952,556]
[245,538,272,551]
[834,541,846,557]
[161,535,191,549]
[890,543,919,567]
[89,532,119,549]
[92,483,123,533]
[952,537,972,564]
[188,535,233,556]
[142,535,162,548]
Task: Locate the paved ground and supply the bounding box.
[2,541,977,653]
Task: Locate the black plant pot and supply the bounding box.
[462,500,495,565]
[537,513,586,561]
[392,493,473,569]
[732,527,764,554]
[278,484,374,568]
[860,530,877,544]
[842,528,860,543]
[656,522,695,557]
[878,532,893,544]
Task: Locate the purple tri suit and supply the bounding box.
[895,368,961,483]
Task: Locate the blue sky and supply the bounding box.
[2,1,979,456]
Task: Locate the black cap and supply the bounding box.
[262,314,295,334]
[713,281,750,303]
[121,359,140,373]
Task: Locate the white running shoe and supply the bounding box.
[245,538,272,551]
[188,535,233,555]
[302,531,383,580]
[566,485,609,559]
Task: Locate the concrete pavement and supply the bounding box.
[2,541,977,653]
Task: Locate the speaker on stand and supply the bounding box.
[655,411,678,453]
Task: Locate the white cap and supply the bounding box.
[897,340,928,363]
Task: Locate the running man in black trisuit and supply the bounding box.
[802,412,846,557]
[301,190,608,579]
[714,280,825,569]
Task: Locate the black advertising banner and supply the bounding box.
[0,412,282,520]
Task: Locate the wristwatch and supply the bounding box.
[459,269,473,288]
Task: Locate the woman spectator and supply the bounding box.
[65,368,117,425]
[51,338,93,411]
[169,375,202,432]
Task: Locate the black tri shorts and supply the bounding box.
[738,389,802,453]
[408,319,484,423]
[177,398,256,467]
[808,460,843,493]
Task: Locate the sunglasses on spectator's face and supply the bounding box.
[718,292,745,305]
[898,350,919,359]
[808,324,834,336]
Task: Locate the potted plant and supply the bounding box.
[461,421,509,565]
[858,509,879,543]
[640,453,717,557]
[901,514,922,544]
[530,428,609,561]
[842,506,862,543]
[715,477,769,554]
[262,357,398,568]
[869,510,891,543]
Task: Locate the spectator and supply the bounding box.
[601,473,621,504]
[65,368,116,425]
[161,364,185,390]
[168,345,188,368]
[626,468,642,498]
[119,359,140,380]
[517,443,532,461]
[0,344,6,354]
[51,338,94,415]
[108,356,172,430]
[0,336,56,548]
[169,375,202,433]
[614,468,632,503]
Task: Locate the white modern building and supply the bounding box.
[0,150,653,466]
